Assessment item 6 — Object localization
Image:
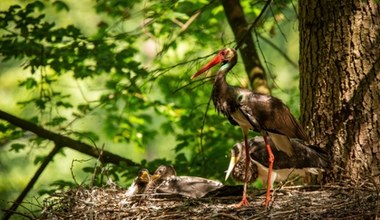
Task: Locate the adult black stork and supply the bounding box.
[191,48,308,207]
[144,165,223,198]
[125,168,151,197]
[225,137,329,188]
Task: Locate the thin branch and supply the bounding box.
[156,0,217,57]
[269,5,288,43]
[254,30,280,90]
[144,52,216,87]
[234,0,273,50]
[199,95,213,158]
[256,33,298,69]
[2,144,61,220]
[222,0,271,93]
[172,75,214,94]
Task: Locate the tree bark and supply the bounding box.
[299,0,380,182]
[221,0,271,94]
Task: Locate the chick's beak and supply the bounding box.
[140,170,150,183]
[151,173,161,181]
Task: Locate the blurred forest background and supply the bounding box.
[0,0,300,217]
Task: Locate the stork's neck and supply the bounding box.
[213,62,233,95]
[212,62,236,114]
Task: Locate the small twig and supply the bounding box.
[279,185,322,190]
[143,53,216,91]
[172,75,214,94]
[269,5,288,43]
[180,11,201,31]
[253,30,279,90]
[213,213,242,220]
[256,33,298,69]
[235,0,273,50]
[269,169,297,207]
[156,0,217,57]
[199,95,213,158]
[70,159,80,185]
[268,209,296,218]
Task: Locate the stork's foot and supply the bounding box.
[235,195,250,208]
[262,195,271,208]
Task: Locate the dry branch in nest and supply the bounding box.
[37,180,380,220]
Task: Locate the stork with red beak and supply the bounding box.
[191,48,308,207]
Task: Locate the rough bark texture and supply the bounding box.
[299,0,380,182]
[221,0,270,94]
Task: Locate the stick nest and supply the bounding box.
[38,182,379,219]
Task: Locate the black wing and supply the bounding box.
[237,89,308,141]
[248,137,329,169]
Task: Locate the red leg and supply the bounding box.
[236,133,250,207]
[263,135,274,208]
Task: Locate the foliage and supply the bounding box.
[0,0,298,216]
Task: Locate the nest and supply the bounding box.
[37,180,380,220]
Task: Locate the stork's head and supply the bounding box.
[225,142,244,181]
[191,48,237,79]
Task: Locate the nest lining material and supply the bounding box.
[38,182,379,220]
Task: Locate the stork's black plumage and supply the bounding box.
[144,165,223,198]
[191,48,308,207]
[225,137,329,188]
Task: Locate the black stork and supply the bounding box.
[125,168,151,197]
[144,165,223,198]
[191,48,308,207]
[225,137,329,188]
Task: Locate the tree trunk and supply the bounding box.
[299,0,380,183]
[221,0,270,94]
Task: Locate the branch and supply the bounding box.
[0,109,138,166]
[2,145,61,220]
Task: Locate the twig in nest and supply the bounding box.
[213,213,242,220]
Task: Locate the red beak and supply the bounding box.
[191,54,223,79]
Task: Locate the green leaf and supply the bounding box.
[34,155,46,164]
[35,99,47,110]
[52,1,70,12]
[19,77,38,89]
[26,1,45,11]
[73,131,99,141]
[82,167,95,173]
[45,116,67,126]
[56,101,73,108]
[9,143,25,152]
